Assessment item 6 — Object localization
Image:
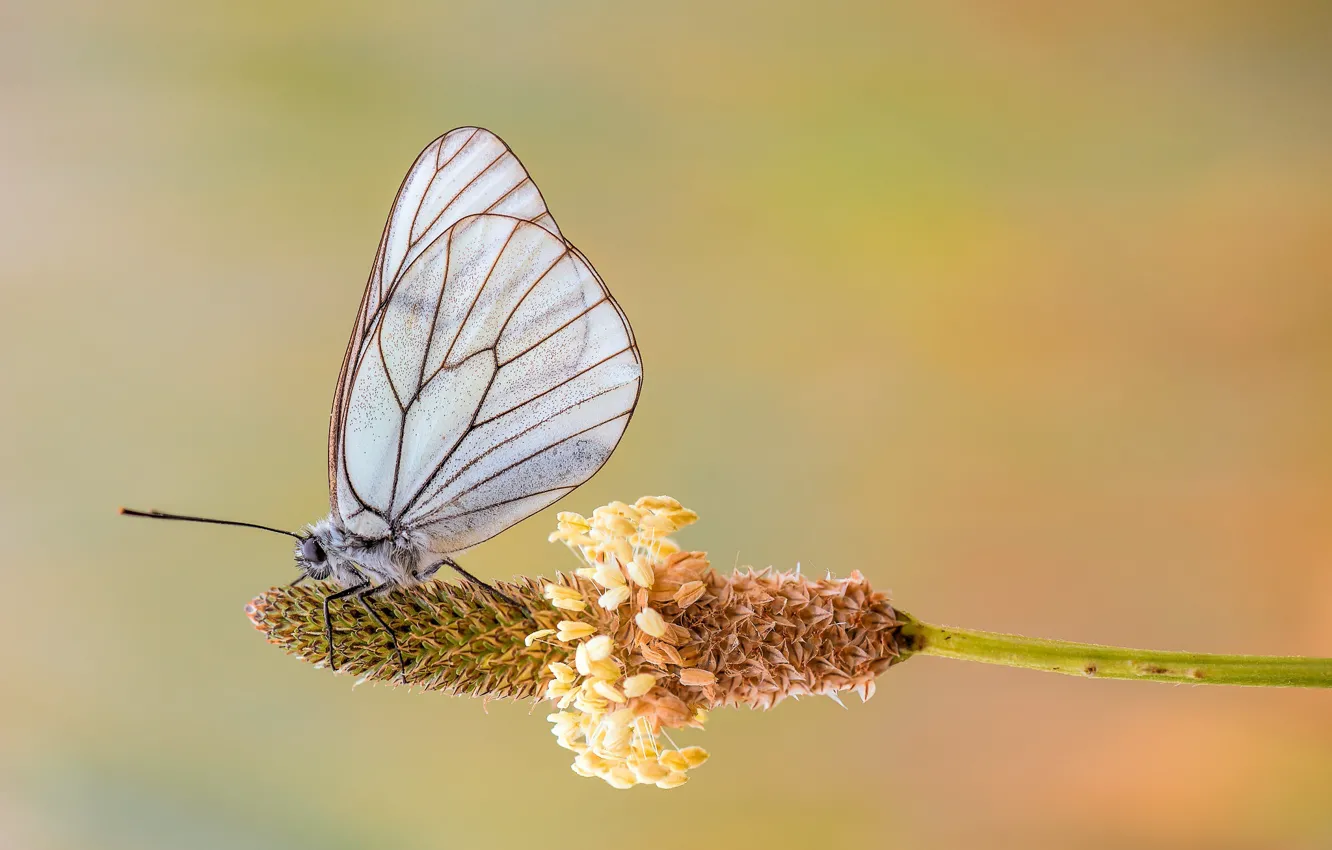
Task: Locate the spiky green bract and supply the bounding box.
[247,577,559,697]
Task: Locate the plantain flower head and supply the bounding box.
[247,496,905,789]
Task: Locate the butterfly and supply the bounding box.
[123,127,643,680]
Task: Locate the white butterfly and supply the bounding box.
[123,127,642,677]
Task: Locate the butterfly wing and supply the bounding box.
[329,133,640,550]
[330,127,570,528]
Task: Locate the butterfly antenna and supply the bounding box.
[118,507,303,540]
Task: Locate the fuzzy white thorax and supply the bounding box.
[298,515,442,588]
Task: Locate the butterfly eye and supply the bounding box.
[300,537,326,563]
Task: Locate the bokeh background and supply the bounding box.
[3,2,1331,848]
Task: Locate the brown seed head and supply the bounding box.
[246,496,907,788]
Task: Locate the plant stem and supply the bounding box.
[897,616,1332,688]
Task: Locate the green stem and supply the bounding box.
[898,616,1332,688]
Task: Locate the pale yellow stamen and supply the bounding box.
[544,583,582,603]
[593,681,626,703]
[524,628,555,646]
[575,690,609,715]
[635,495,682,511]
[535,496,724,789]
[599,542,627,568]
[659,750,688,772]
[593,562,626,588]
[622,673,658,698]
[599,514,636,537]
[556,511,591,530]
[626,558,655,588]
[607,708,636,727]
[655,771,689,789]
[603,765,636,789]
[631,759,670,783]
[545,582,589,612]
[635,607,668,638]
[638,513,676,533]
[598,730,632,759]
[587,658,620,681]
[642,537,682,558]
[598,586,631,610]
[585,634,614,661]
[670,508,699,526]
[576,751,609,773]
[601,500,639,518]
[548,662,577,684]
[553,728,582,748]
[545,680,574,700]
[556,621,596,641]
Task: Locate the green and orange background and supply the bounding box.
[3,2,1330,847]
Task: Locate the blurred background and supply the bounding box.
[3,1,1330,847]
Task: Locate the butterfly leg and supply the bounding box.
[356,584,408,684]
[436,557,527,615]
[322,579,370,672]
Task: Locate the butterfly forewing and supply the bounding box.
[329,130,640,551]
[328,128,566,517]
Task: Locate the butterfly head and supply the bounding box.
[296,533,334,580]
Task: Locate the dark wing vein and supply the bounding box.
[476,343,634,429]
[483,176,532,214]
[414,148,507,249]
[339,319,388,517]
[391,237,590,521]
[434,411,632,515]
[395,348,501,521]
[433,485,574,524]
[431,382,631,499]
[375,318,406,412]
[409,128,479,245]
[497,296,609,368]
[438,221,520,370]
[415,243,569,394]
[411,227,457,408]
